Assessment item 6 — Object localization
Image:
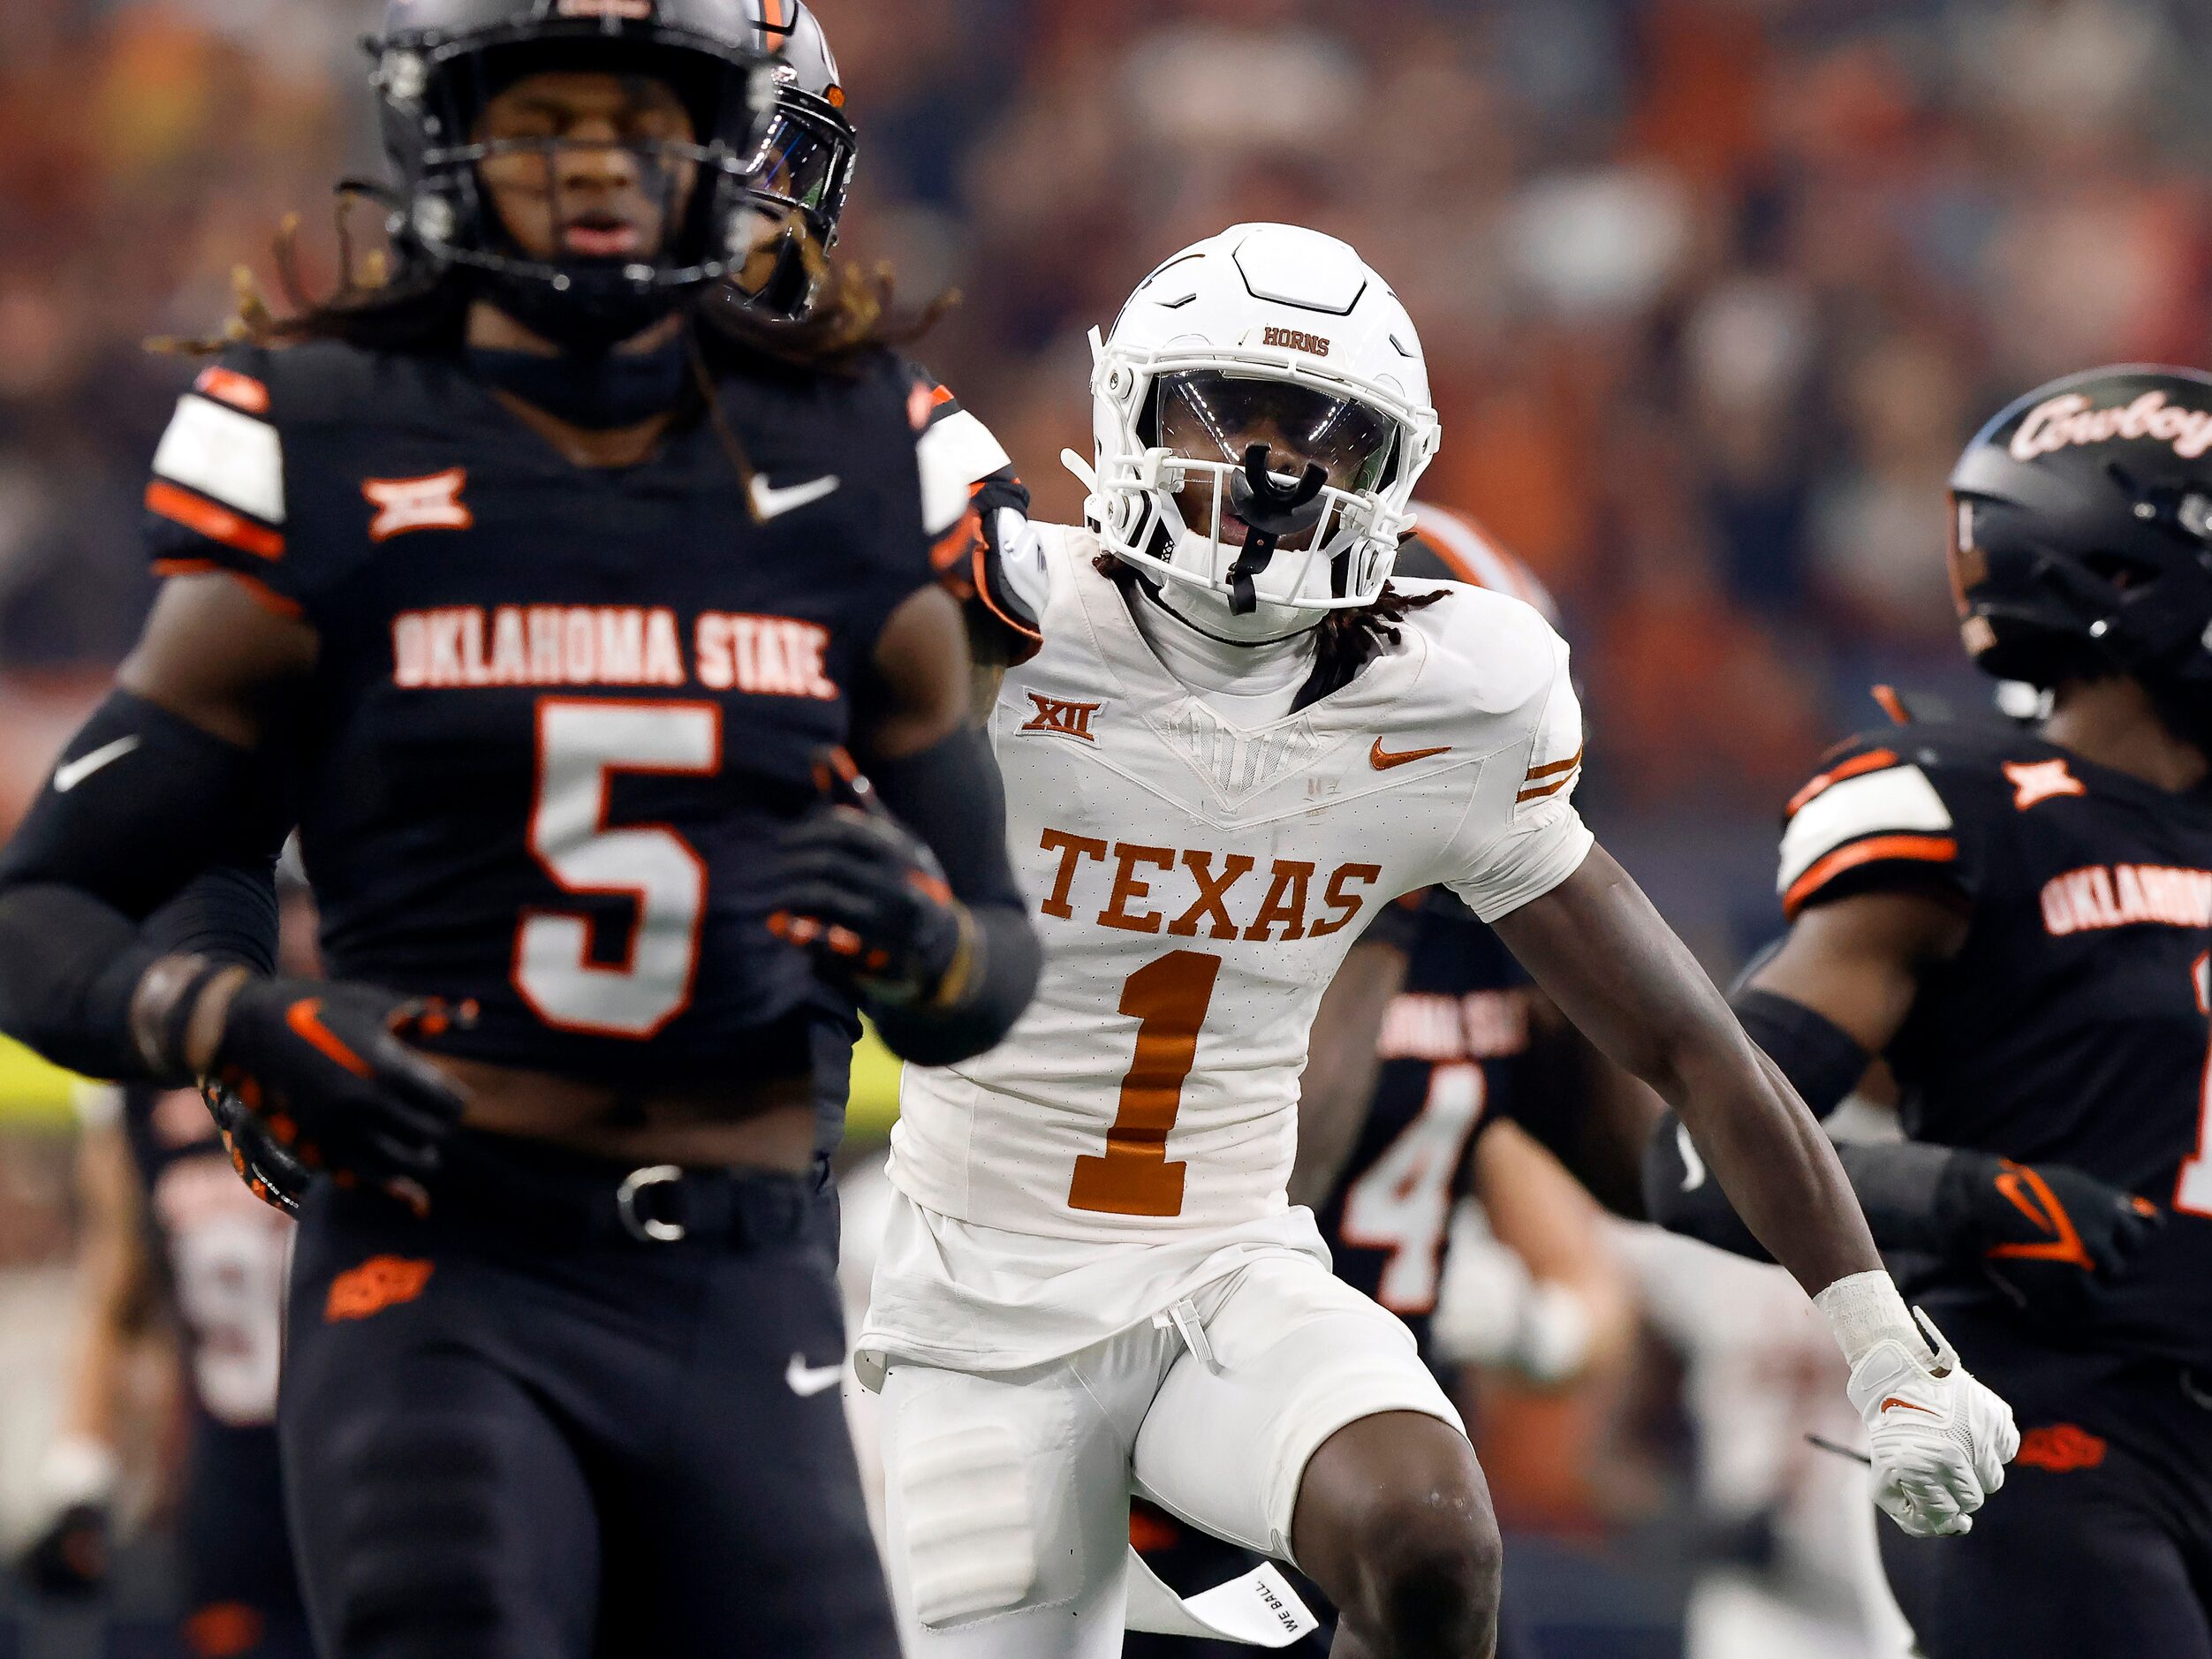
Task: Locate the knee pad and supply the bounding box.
[897,1420,1038,1628]
[330,1418,508,1655]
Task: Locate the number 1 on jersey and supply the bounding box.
[1069,950,1222,1217]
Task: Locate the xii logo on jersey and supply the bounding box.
[1021,693,1103,743]
[364,468,473,542]
[2004,759,2087,811]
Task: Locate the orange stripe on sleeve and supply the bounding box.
[1785,748,1901,818]
[150,558,303,619]
[193,364,270,415]
[146,481,284,562]
[1526,746,1584,782]
[1783,834,1958,919]
[972,540,1043,648]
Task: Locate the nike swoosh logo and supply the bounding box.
[285,999,374,1080]
[751,474,841,522]
[53,736,141,793]
[1881,1397,1937,1416]
[1370,738,1452,771]
[785,1355,845,1398]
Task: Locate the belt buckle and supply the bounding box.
[617,1165,688,1244]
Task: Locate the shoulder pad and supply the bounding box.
[1398,588,1584,817]
[1777,722,2022,917]
[145,347,299,615]
[143,342,447,621]
[907,367,1015,542]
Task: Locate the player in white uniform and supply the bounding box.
[856,224,2018,1659]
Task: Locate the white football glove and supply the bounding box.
[1846,1307,2019,1538]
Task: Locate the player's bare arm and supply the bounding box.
[20,1117,154,1597]
[1643,880,2164,1314]
[1290,933,1412,1209]
[1491,845,1881,1294]
[1496,843,2019,1536]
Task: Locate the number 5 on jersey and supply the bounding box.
[513,699,720,1038]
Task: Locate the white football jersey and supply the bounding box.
[888,526,1591,1243]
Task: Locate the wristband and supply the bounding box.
[1814,1269,1921,1369]
[127,953,229,1080]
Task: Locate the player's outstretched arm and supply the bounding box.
[1641,889,2163,1319]
[775,585,1042,1066]
[1492,846,1880,1292]
[1493,845,2019,1536]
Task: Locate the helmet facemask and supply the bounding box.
[1087,339,1436,643]
[375,24,776,350]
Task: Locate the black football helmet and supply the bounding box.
[735,0,857,316]
[371,0,782,348]
[1949,366,2212,696]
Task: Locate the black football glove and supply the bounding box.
[767,751,973,1006]
[202,1080,314,1217]
[1936,1152,2164,1323]
[211,979,469,1191]
[22,1501,109,1597]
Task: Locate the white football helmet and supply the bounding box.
[1075,223,1441,642]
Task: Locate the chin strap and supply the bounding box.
[1224,443,1328,614]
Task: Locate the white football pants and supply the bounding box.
[876,1253,1465,1658]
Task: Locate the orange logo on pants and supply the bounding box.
[186,1602,266,1657]
[324,1255,435,1323]
[2017,1423,2108,1473]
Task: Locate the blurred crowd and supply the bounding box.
[1,2,2209,1651]
[7,0,2212,841]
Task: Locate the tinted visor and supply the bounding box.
[744,99,854,240]
[1154,371,1396,496]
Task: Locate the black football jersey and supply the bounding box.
[1780,717,2212,1368]
[144,339,976,1085]
[117,1087,291,1428]
[1314,894,1534,1358]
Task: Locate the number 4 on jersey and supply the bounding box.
[1340,1064,1488,1312]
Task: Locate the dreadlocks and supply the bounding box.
[153,193,937,372]
[1093,554,1448,711]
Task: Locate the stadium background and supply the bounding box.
[0,0,2207,1653]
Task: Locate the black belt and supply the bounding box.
[432,1133,816,1248]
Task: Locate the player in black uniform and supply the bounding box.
[0,3,1042,1655]
[712,0,1034,1222]
[48,1086,309,1659]
[1644,367,2212,1656]
[23,875,320,1657]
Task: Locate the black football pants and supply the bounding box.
[1880,1334,2212,1659]
[178,1417,313,1658]
[277,1136,898,1659]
